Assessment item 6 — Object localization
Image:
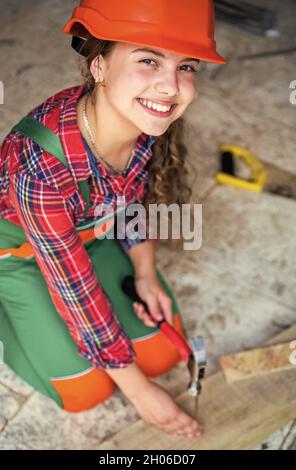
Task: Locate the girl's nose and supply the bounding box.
[154,71,179,97]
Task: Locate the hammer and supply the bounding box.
[121,275,207,420]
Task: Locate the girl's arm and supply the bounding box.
[128,239,157,277]
[9,168,136,370]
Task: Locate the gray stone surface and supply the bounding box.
[157,247,296,374]
[0,382,23,427]
[161,186,296,309]
[0,364,34,397]
[0,388,139,450]
[0,0,295,451]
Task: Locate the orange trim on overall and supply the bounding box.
[0,218,114,259]
[0,242,35,259]
[50,313,186,412]
[50,368,116,413]
[134,313,187,378]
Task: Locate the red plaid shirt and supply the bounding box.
[0,84,156,369]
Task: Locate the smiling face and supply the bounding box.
[90,42,199,137]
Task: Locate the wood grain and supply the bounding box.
[219,341,295,382]
[94,325,296,450]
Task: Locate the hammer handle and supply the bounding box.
[159,321,192,362]
[121,275,192,362]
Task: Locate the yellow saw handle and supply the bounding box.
[216,145,267,192]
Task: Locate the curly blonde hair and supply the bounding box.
[76,34,197,250]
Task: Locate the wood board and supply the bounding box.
[219,341,295,382]
[95,325,296,450]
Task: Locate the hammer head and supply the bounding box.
[186,336,207,397]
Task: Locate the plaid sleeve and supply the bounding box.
[9,170,136,370]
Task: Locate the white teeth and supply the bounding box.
[140,99,172,113]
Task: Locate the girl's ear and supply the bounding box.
[90,56,101,82]
[91,55,108,84]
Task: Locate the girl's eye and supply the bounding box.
[139,58,157,66]
[180,64,198,73]
[139,58,198,73]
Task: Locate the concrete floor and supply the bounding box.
[0,0,295,450]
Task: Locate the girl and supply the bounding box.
[0,0,226,439]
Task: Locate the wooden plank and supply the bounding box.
[94,325,296,450]
[218,341,295,383]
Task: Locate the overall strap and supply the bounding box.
[11,116,90,217]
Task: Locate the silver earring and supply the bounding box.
[95,75,107,87]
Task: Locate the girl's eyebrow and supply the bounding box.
[131,47,200,64]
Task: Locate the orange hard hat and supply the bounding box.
[63,0,227,64]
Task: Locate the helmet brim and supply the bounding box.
[63,18,227,65]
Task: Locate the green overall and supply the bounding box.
[0,116,182,409]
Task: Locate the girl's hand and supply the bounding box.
[132,272,174,327]
[129,380,203,438]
